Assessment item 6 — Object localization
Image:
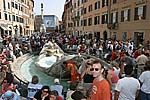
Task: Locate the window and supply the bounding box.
[124,10,128,21]
[32,14,34,19]
[112,32,117,40]
[3,0,6,10]
[11,2,14,8]
[21,7,23,12]
[121,9,130,22]
[110,12,118,24]
[15,3,18,9]
[95,1,100,10]
[113,13,116,23]
[122,32,127,42]
[81,7,84,15]
[77,11,80,16]
[18,4,20,10]
[82,0,84,3]
[134,32,144,47]
[94,16,100,25]
[71,23,73,27]
[138,6,143,19]
[83,19,87,26]
[88,17,92,26]
[9,14,11,21]
[134,5,146,20]
[8,2,10,9]
[21,18,23,23]
[16,16,19,22]
[102,0,108,7]
[74,3,76,8]
[113,12,118,23]
[78,0,80,6]
[12,15,15,21]
[113,0,117,4]
[102,14,108,24]
[81,20,83,26]
[74,21,76,27]
[82,0,87,3]
[20,18,24,23]
[88,4,92,12]
[0,12,1,19]
[5,13,7,20]
[27,1,29,6]
[20,17,21,23]
[77,20,80,26]
[84,7,86,14]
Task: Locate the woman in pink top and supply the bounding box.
[1,78,16,94]
[106,69,119,100]
[107,70,119,84]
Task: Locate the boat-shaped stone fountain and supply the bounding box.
[35,41,111,80]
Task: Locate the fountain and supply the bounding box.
[11,40,111,94]
[35,41,85,79]
[35,41,64,71]
[11,41,86,92]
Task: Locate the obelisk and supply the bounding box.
[40,3,46,33]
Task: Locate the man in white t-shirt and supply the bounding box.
[114,64,140,100]
[139,61,150,100]
[27,75,43,100]
[50,78,64,99]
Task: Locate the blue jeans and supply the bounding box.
[140,90,150,100]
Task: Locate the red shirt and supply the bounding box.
[57,96,63,100]
[111,51,117,60]
[66,62,79,82]
[91,79,111,100]
[134,50,141,58]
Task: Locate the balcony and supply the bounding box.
[71,15,80,21]
[107,22,118,30]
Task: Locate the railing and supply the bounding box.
[64,50,112,69]
[14,74,28,86]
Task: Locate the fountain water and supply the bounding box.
[20,56,69,91]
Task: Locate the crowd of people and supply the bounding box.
[0,32,150,100]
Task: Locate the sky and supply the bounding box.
[34,0,66,21]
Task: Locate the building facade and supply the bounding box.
[0,0,34,38]
[62,0,72,35]
[34,15,60,33]
[62,0,150,46]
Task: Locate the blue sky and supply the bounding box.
[34,0,66,20]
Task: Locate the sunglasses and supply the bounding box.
[43,90,49,93]
[90,68,99,71]
[3,81,7,83]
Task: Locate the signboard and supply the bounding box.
[43,16,56,28]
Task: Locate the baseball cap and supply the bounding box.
[54,78,60,84]
[2,90,14,100]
